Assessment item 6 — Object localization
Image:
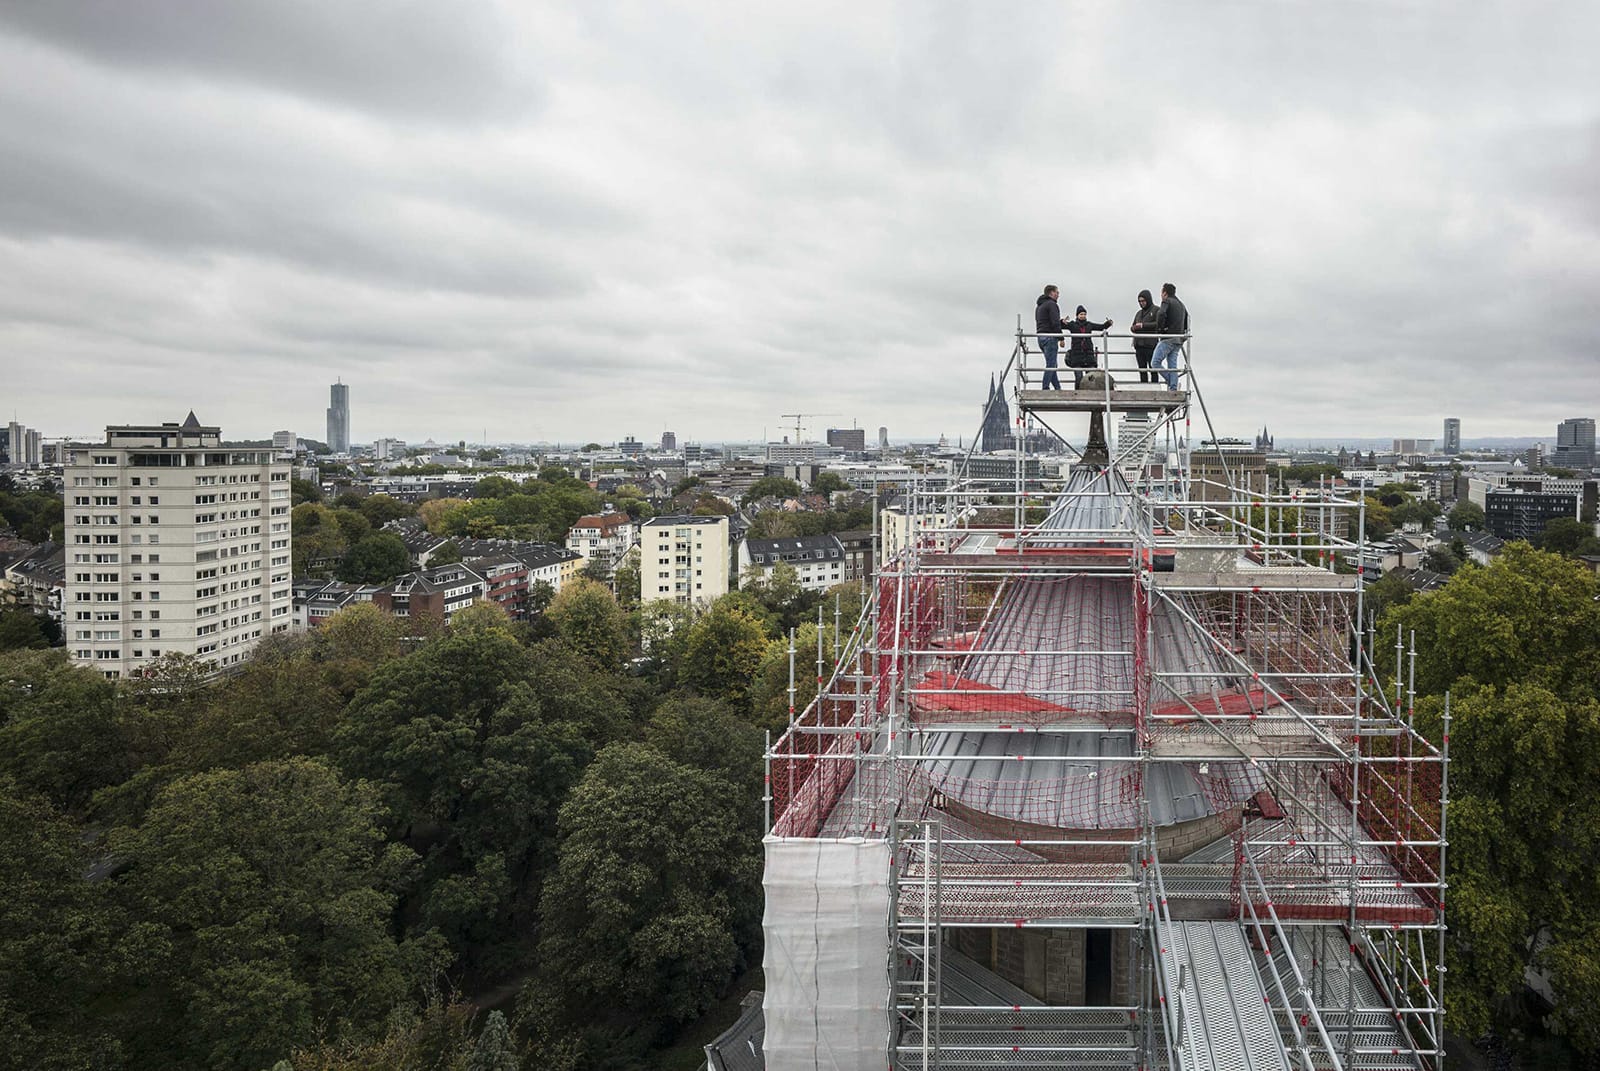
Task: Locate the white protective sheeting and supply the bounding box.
[763,837,892,1071]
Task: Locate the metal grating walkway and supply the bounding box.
[1159,921,1291,1071]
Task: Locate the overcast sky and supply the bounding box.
[2,2,1597,447]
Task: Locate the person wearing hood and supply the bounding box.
[1065,305,1113,388]
[1034,285,1068,390]
[1129,289,1159,384]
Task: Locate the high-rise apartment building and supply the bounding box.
[326,380,350,454]
[639,514,729,607]
[62,414,294,679]
[6,420,42,467]
[1553,417,1596,470]
[661,430,677,452]
[1442,417,1461,455]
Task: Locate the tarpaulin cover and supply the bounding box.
[762,837,891,1071]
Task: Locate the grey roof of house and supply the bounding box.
[704,992,765,1071]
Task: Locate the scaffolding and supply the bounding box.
[763,327,1447,1071]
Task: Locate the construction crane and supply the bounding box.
[778,412,838,444]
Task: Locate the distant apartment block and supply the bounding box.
[738,534,847,592]
[327,380,350,454]
[566,511,637,573]
[1485,487,1578,543]
[272,430,298,457]
[372,437,405,461]
[62,414,293,679]
[640,515,730,607]
[6,420,42,467]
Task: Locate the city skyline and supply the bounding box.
[2,5,1598,443]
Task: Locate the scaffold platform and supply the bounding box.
[1018,387,1190,413]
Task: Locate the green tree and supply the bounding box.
[812,471,851,495]
[1421,545,1460,574]
[0,782,119,1070]
[430,539,464,566]
[359,493,415,528]
[333,633,629,971]
[0,650,126,813]
[473,475,524,499]
[646,696,764,820]
[1382,544,1600,700]
[546,579,629,671]
[536,743,760,1039]
[292,503,352,576]
[1538,516,1591,557]
[742,476,803,505]
[0,610,51,650]
[679,601,770,706]
[1385,548,1600,1045]
[333,508,374,545]
[290,478,323,505]
[1415,684,1600,1047]
[1447,500,1485,531]
[338,533,411,583]
[105,758,447,1070]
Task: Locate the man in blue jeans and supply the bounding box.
[1151,282,1190,390]
[1034,285,1068,389]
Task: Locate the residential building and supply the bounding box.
[327,380,350,454]
[272,430,297,457]
[1391,438,1434,457]
[6,420,42,467]
[834,528,875,582]
[827,427,867,453]
[640,514,730,607]
[1553,417,1596,470]
[738,534,847,592]
[370,562,484,624]
[1,542,65,624]
[62,414,293,678]
[372,437,405,461]
[1192,439,1269,499]
[1442,418,1461,455]
[661,430,677,452]
[565,512,637,573]
[1485,487,1578,542]
[619,436,644,456]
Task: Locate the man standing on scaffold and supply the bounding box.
[1034,284,1069,390]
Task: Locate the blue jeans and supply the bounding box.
[1152,339,1182,390]
[1039,337,1061,390]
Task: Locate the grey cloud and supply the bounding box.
[0,0,536,122]
[3,2,1599,444]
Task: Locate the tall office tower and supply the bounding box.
[878,426,889,449]
[63,413,294,680]
[1442,417,1461,455]
[25,429,41,466]
[827,427,868,452]
[326,380,350,454]
[661,431,677,452]
[1553,417,1596,469]
[6,421,22,464]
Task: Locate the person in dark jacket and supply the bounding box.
[1151,283,1190,391]
[1064,305,1113,388]
[1129,289,1159,384]
[1034,285,1068,390]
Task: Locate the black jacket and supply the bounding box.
[1131,291,1159,352]
[1035,293,1067,336]
[1155,293,1189,339]
[1065,316,1111,367]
